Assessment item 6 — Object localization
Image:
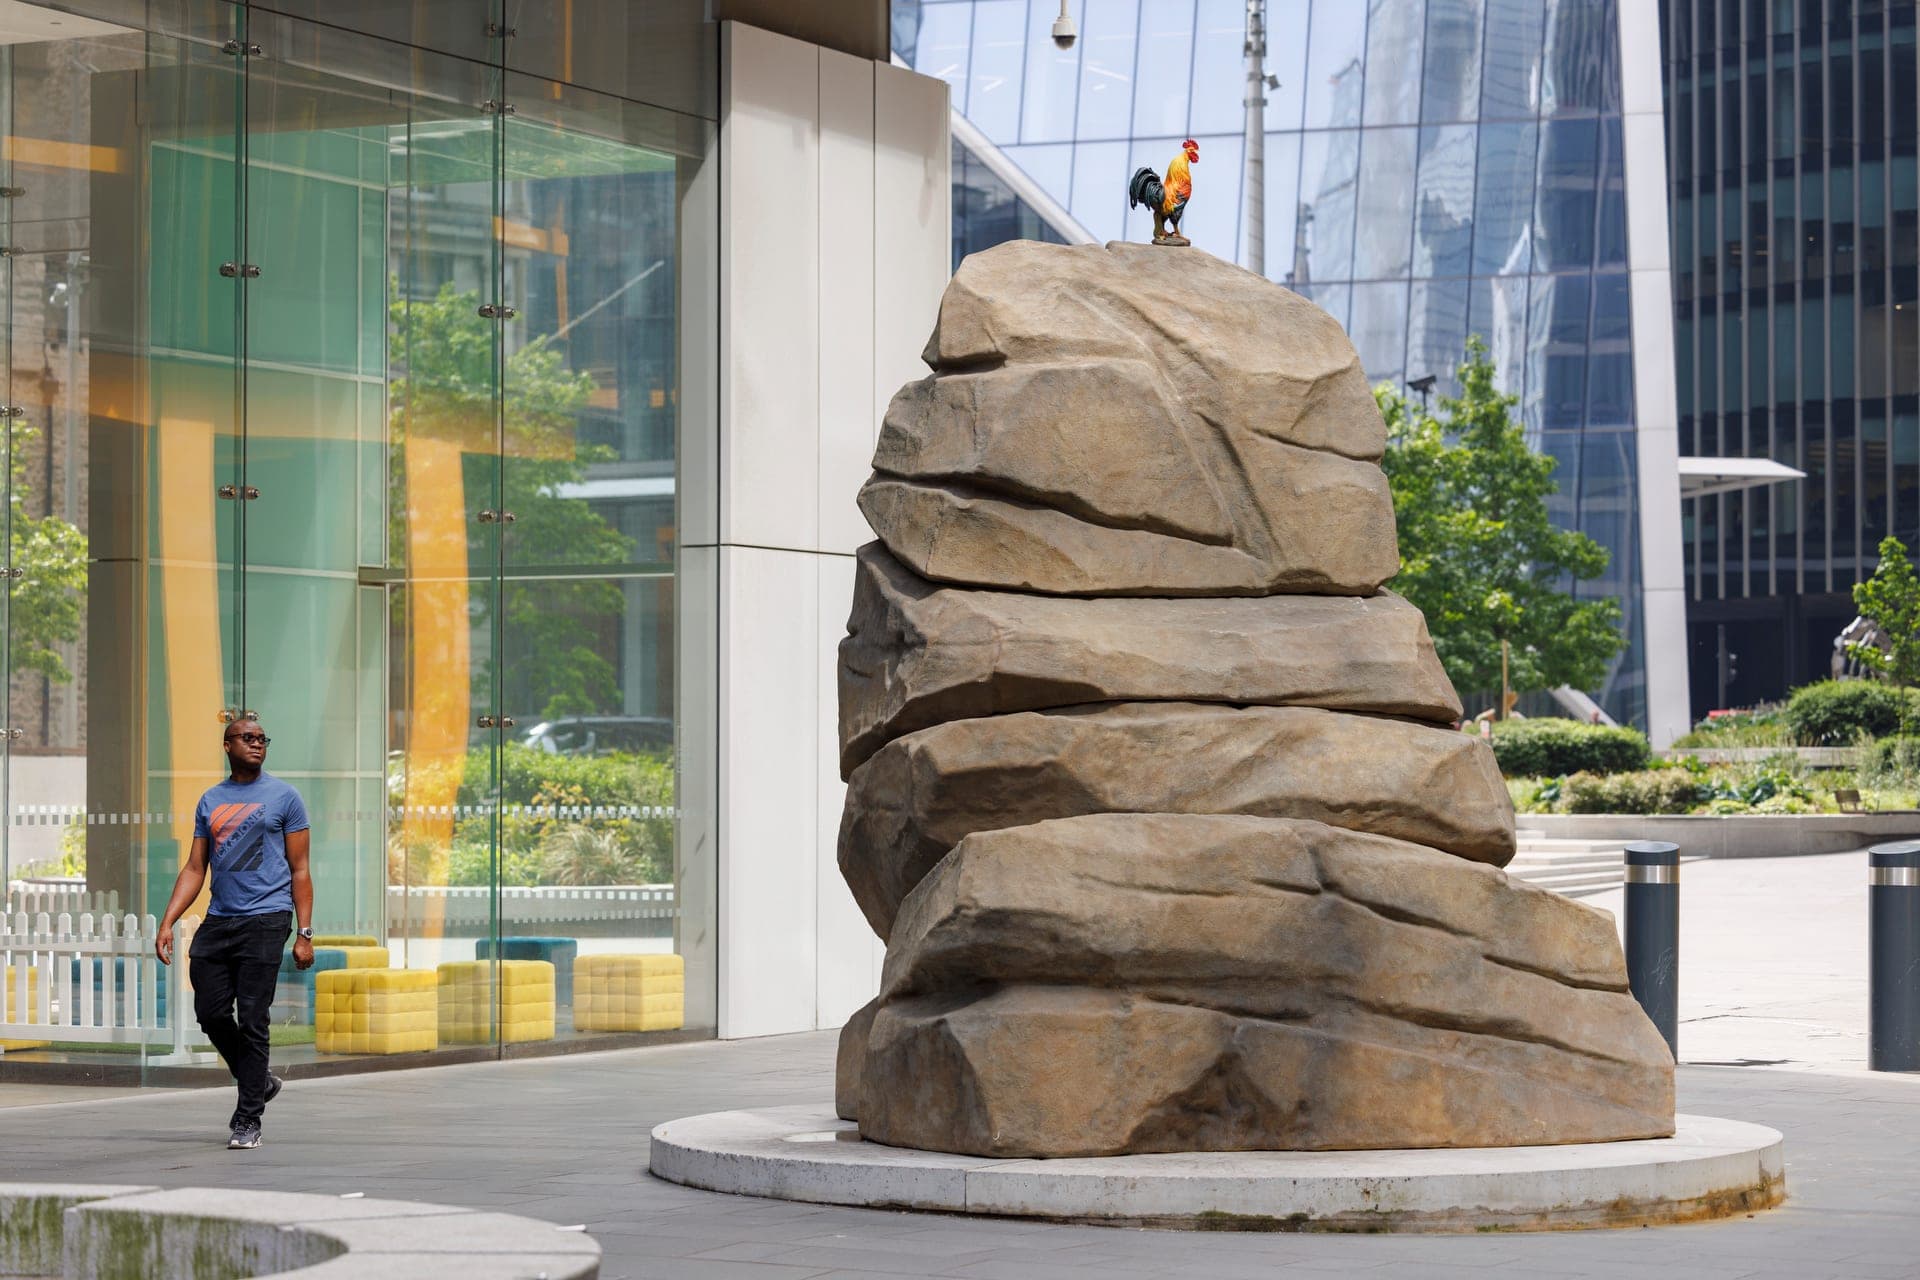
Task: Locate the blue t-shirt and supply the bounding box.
[192,773,310,917]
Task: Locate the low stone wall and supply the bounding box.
[1528,812,1920,858]
[0,1183,599,1279]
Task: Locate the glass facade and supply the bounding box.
[1664,0,1919,714]
[0,0,717,1081]
[898,0,1652,729]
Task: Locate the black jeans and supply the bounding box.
[189,911,289,1126]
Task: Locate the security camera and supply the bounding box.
[1051,3,1077,49]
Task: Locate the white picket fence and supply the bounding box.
[0,910,198,1059]
[387,883,676,932]
[6,884,122,920]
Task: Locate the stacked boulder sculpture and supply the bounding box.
[834,241,1675,1159]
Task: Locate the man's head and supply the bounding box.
[223,717,270,771]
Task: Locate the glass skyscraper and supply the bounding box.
[1664,0,1919,714]
[896,0,1679,734]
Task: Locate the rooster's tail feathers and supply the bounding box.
[1127,166,1162,210]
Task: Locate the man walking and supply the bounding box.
[157,717,314,1149]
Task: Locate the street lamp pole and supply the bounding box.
[1244,0,1271,276]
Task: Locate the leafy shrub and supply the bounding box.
[1487,718,1652,778]
[1671,705,1789,749]
[1783,680,1918,745]
[1870,736,1920,780]
[1561,769,1707,815]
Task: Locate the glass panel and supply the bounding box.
[0,4,246,1080]
[1296,128,1361,284]
[1353,127,1417,279]
[1473,121,1539,275]
[1528,272,1590,429]
[1534,117,1599,272]
[498,70,711,1044]
[246,14,502,1066]
[505,0,717,121]
[1420,0,1485,126]
[1481,0,1546,120]
[1407,277,1473,397]
[1021,0,1085,142]
[967,0,1027,145]
[1414,124,1477,277]
[1471,273,1531,398]
[912,1,973,109]
[1069,140,1129,243]
[1264,132,1303,284]
[1075,0,1138,142]
[1132,0,1195,138]
[1363,0,1426,127]
[1350,280,1410,384]
[1543,0,1610,115]
[1303,3,1368,130]
[1189,0,1245,136]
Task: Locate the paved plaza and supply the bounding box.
[1,850,1916,1278]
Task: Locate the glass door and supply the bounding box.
[234,11,506,1065]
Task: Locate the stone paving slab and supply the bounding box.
[0,882,1914,1278]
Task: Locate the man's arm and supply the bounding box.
[287,827,315,971]
[156,838,210,965]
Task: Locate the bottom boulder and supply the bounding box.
[845,813,1673,1158]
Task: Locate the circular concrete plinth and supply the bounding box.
[648,1106,1784,1232]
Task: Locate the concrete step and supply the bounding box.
[1513,837,1632,855]
[1508,852,1625,870]
[1508,870,1626,892]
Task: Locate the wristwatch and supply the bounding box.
[297,927,313,940]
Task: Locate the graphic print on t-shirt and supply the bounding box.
[207,802,269,874]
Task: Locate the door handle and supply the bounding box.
[477,715,497,729]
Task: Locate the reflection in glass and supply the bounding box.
[1297,129,1361,284]
[1264,133,1303,286]
[1350,281,1410,384]
[1363,0,1425,127]
[1480,0,1545,120]
[1529,273,1591,429]
[1070,140,1130,242]
[1542,0,1609,115]
[1353,128,1417,279]
[1473,121,1539,275]
[1420,0,1484,126]
[1533,117,1598,272]
[1413,125,1476,277]
[1407,278,1473,397]
[1302,3,1367,130]
[1471,274,1531,398]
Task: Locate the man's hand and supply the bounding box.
[293,935,315,971]
[156,922,175,966]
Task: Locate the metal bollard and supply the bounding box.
[1869,841,1920,1072]
[1623,840,1680,1058]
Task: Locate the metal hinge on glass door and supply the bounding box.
[219,263,261,278]
[217,484,260,501]
[481,100,516,115]
[476,302,517,320]
[475,716,516,729]
[221,40,262,56]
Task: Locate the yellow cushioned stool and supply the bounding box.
[1,964,48,1050]
[576,954,684,1031]
[328,945,389,969]
[437,960,555,1044]
[311,933,379,949]
[315,968,437,1055]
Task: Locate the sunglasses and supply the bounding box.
[227,733,271,746]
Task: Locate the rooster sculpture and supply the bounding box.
[1128,139,1199,246]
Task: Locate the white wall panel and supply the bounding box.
[679,128,721,548]
[721,22,820,552]
[718,545,820,1037]
[676,544,721,1029]
[818,51,880,555]
[815,554,880,1023]
[872,61,950,444]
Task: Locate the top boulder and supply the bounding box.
[858,242,1400,598]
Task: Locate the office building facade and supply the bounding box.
[1663,0,1920,713]
[0,1,945,1079]
[898,0,1692,740]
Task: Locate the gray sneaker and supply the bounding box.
[228,1122,261,1150]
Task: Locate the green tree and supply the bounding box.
[9,419,87,682]
[1376,338,1625,699]
[1849,535,1920,736]
[388,282,633,720]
